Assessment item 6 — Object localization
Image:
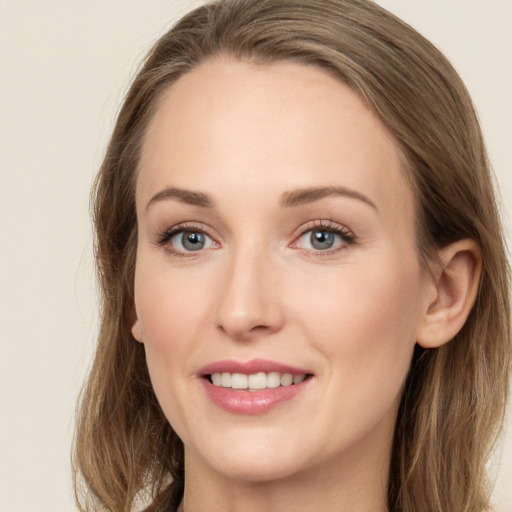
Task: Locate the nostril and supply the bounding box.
[216,322,275,340]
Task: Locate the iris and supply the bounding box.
[181,232,205,251]
[311,230,335,250]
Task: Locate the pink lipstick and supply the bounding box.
[198,359,313,415]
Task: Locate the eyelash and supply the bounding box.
[155,219,356,258]
[293,219,356,255]
[155,222,215,258]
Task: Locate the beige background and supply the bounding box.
[0,1,510,510]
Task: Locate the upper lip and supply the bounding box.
[198,358,312,376]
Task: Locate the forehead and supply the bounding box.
[137,57,414,225]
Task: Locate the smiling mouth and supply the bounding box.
[206,371,312,391]
[199,361,314,414]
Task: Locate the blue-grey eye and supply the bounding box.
[298,229,344,251]
[311,230,335,250]
[171,231,212,252]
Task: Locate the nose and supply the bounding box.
[215,246,285,340]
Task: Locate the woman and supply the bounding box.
[73,1,511,511]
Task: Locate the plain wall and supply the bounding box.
[0,1,510,510]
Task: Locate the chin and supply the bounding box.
[187,432,313,482]
[208,455,304,483]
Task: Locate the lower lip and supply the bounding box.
[200,378,310,415]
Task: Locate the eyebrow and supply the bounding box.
[145,185,377,211]
[146,186,215,210]
[280,186,377,210]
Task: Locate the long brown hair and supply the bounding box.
[73,1,511,510]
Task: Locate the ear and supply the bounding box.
[416,239,482,349]
[130,305,144,343]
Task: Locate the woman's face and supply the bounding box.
[132,58,432,482]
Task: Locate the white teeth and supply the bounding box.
[248,372,267,389]
[293,374,306,385]
[280,373,293,386]
[231,373,248,389]
[210,371,308,390]
[267,372,281,388]
[221,372,232,387]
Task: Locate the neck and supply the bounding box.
[180,430,392,512]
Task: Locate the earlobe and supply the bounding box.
[130,306,144,343]
[416,239,482,349]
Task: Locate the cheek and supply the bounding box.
[135,258,210,352]
[294,255,423,416]
[133,258,213,425]
[298,256,421,343]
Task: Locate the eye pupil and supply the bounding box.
[182,231,205,251]
[311,230,334,250]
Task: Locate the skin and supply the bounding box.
[131,57,480,512]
